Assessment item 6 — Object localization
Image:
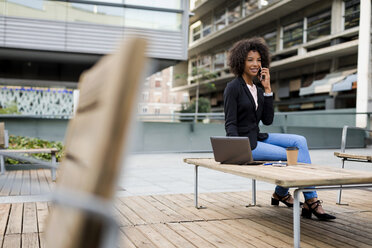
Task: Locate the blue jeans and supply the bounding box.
[252,133,317,200]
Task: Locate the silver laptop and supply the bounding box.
[210,136,261,165]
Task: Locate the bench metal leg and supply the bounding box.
[0,155,4,175]
[194,165,205,209]
[246,179,257,207]
[293,188,301,248]
[51,153,57,181]
[337,159,348,205]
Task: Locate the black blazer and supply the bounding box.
[224,76,274,150]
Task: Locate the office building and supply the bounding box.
[173,0,369,114]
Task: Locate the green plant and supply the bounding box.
[6,135,65,164]
[0,102,20,114]
[180,97,211,122]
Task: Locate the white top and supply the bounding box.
[247,84,258,110]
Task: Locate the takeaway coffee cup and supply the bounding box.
[286,147,299,165]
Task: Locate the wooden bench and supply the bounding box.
[184,158,372,248]
[0,122,59,181]
[334,125,372,204]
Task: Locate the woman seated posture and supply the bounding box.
[224,37,335,220]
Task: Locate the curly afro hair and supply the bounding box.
[228,37,270,77]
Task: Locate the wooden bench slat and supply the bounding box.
[334,152,372,161]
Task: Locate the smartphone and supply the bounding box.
[259,67,265,81]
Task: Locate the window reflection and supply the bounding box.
[263,30,276,53]
[201,16,211,37]
[124,8,181,31]
[227,0,241,24]
[283,20,303,49]
[6,0,66,21]
[7,0,43,10]
[307,10,331,42]
[214,8,226,31]
[213,52,225,71]
[344,0,359,30]
[192,23,201,42]
[69,3,124,26]
[124,0,181,10]
[244,0,258,16]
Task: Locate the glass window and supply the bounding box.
[201,17,212,37]
[155,80,161,88]
[191,60,198,76]
[307,10,331,42]
[344,0,360,29]
[192,23,201,42]
[198,55,211,74]
[244,0,258,16]
[142,107,148,113]
[154,92,162,102]
[142,92,149,101]
[283,20,303,49]
[7,0,43,9]
[5,0,66,21]
[214,8,226,31]
[68,3,124,26]
[124,8,182,31]
[155,107,160,115]
[263,30,276,53]
[124,0,182,10]
[227,0,241,24]
[213,52,225,71]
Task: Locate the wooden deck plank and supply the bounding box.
[196,220,257,248]
[30,170,41,195]
[117,199,147,225]
[2,234,21,248]
[150,223,197,248]
[152,194,204,221]
[36,202,48,234]
[22,233,39,248]
[119,197,154,225]
[140,195,185,222]
[9,170,23,196]
[22,203,38,234]
[166,222,217,248]
[36,170,50,194]
[0,204,11,237]
[20,171,30,196]
[6,203,23,235]
[0,171,16,196]
[181,222,233,248]
[136,224,177,248]
[123,197,159,224]
[122,227,157,248]
[118,229,136,248]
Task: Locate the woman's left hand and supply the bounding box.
[260,67,271,94]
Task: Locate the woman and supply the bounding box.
[224,37,335,220]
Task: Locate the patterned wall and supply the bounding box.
[0,86,74,115]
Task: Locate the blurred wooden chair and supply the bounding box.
[45,37,147,248]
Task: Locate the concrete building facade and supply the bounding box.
[138,67,189,116]
[172,0,371,123]
[0,0,190,88]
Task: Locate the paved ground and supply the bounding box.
[117,147,372,197]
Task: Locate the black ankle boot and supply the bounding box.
[302,200,336,220]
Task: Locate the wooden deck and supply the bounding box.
[0,170,372,247]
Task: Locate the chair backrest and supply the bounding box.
[45,37,147,248]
